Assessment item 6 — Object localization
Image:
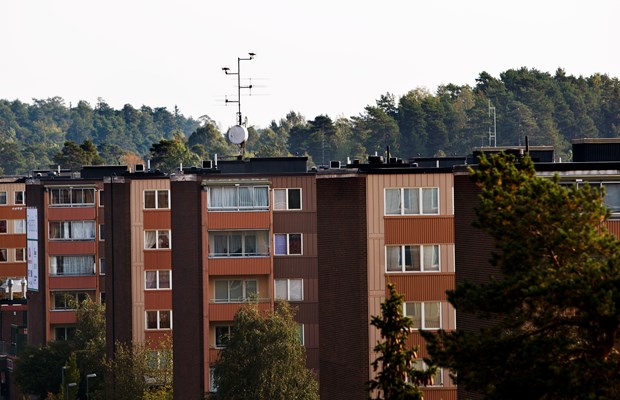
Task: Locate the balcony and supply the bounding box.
[208,299,271,321]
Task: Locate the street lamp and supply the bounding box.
[61,366,69,398]
[86,373,97,400]
[66,382,77,400]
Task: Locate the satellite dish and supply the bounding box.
[228,125,248,144]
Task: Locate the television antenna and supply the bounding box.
[488,99,497,147]
[222,53,255,157]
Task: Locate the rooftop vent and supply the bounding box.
[202,160,213,169]
[368,155,384,164]
[135,164,145,172]
[330,161,341,169]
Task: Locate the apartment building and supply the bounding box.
[100,157,318,398]
[316,157,460,400]
[26,167,125,346]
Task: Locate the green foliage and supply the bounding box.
[423,153,620,399]
[105,336,173,400]
[212,301,318,400]
[14,340,72,398]
[59,353,80,400]
[53,139,104,170]
[368,283,434,400]
[149,132,201,173]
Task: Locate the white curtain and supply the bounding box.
[255,187,268,207]
[424,302,441,329]
[422,188,438,214]
[274,189,286,210]
[423,245,440,271]
[145,231,157,249]
[289,279,303,301]
[403,188,420,214]
[385,189,401,215]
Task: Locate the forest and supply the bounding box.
[1,67,619,175]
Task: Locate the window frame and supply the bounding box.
[49,255,96,276]
[208,230,270,257]
[213,279,257,303]
[15,248,25,262]
[208,185,270,211]
[404,301,442,330]
[51,291,90,310]
[215,325,233,348]
[144,230,171,250]
[385,244,440,273]
[274,278,303,301]
[274,233,303,256]
[145,270,172,290]
[49,187,96,207]
[0,220,6,234]
[99,258,105,275]
[14,191,24,205]
[0,192,6,205]
[385,187,439,215]
[144,189,170,210]
[145,310,172,330]
[55,326,76,342]
[14,219,26,234]
[48,220,96,241]
[0,248,7,263]
[99,224,105,241]
[273,188,302,211]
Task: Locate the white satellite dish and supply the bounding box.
[228,125,248,144]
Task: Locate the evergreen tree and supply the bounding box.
[368,283,434,400]
[423,153,620,399]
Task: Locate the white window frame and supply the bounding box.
[98,190,104,207]
[51,291,90,310]
[145,270,172,290]
[99,224,105,241]
[0,192,6,205]
[0,248,7,263]
[208,185,269,211]
[275,278,303,301]
[14,219,26,234]
[48,220,96,241]
[213,279,257,303]
[273,188,302,211]
[297,323,305,345]
[144,189,170,209]
[385,244,440,273]
[412,360,443,387]
[15,248,25,262]
[274,233,303,256]
[404,301,442,330]
[208,230,270,257]
[49,255,96,276]
[144,230,171,249]
[99,258,105,275]
[215,325,233,348]
[385,187,439,215]
[145,310,172,330]
[55,326,76,341]
[14,191,24,205]
[49,187,96,207]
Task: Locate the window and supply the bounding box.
[0,249,6,263]
[210,369,218,393]
[208,185,269,211]
[214,280,257,302]
[386,245,440,272]
[98,190,104,206]
[273,188,302,210]
[404,301,441,330]
[144,230,170,249]
[14,191,24,205]
[601,182,620,215]
[55,327,76,341]
[14,219,26,234]
[99,258,105,275]
[49,187,95,207]
[385,188,439,215]
[15,248,25,262]
[297,323,305,345]
[145,270,172,290]
[146,310,172,330]
[49,221,96,240]
[0,192,6,205]
[144,190,170,209]
[209,230,269,257]
[275,279,303,301]
[215,325,233,348]
[100,292,106,305]
[99,224,105,241]
[52,292,89,310]
[274,233,302,255]
[50,255,95,276]
[413,360,443,386]
[0,220,6,234]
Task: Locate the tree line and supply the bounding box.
[1,67,620,175]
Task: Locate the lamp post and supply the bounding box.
[61,366,69,399]
[66,382,77,400]
[86,373,97,400]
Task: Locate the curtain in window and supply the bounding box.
[158,231,170,248]
[209,188,222,208]
[158,191,169,208]
[386,247,401,271]
[215,281,229,302]
[221,187,236,208]
[73,221,85,239]
[405,302,422,328]
[255,187,268,207]
[213,235,228,255]
[289,279,303,301]
[159,271,171,289]
[423,245,440,271]
[0,249,6,262]
[82,189,95,204]
[83,221,96,239]
[55,256,95,275]
[229,235,242,255]
[14,219,26,234]
[145,231,157,249]
[385,189,401,214]
[256,231,269,255]
[50,256,58,274]
[274,280,287,300]
[245,280,257,298]
[238,187,252,207]
[49,222,61,239]
[422,188,438,214]
[404,188,420,214]
[145,271,157,289]
[274,190,286,210]
[229,280,243,301]
[0,192,5,204]
[144,191,156,208]
[424,302,441,328]
[274,235,287,255]
[244,235,257,255]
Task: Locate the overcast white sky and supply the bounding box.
[1,1,618,130]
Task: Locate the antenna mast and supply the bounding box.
[222,52,255,126]
[488,99,497,147]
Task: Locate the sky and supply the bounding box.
[1,0,619,131]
